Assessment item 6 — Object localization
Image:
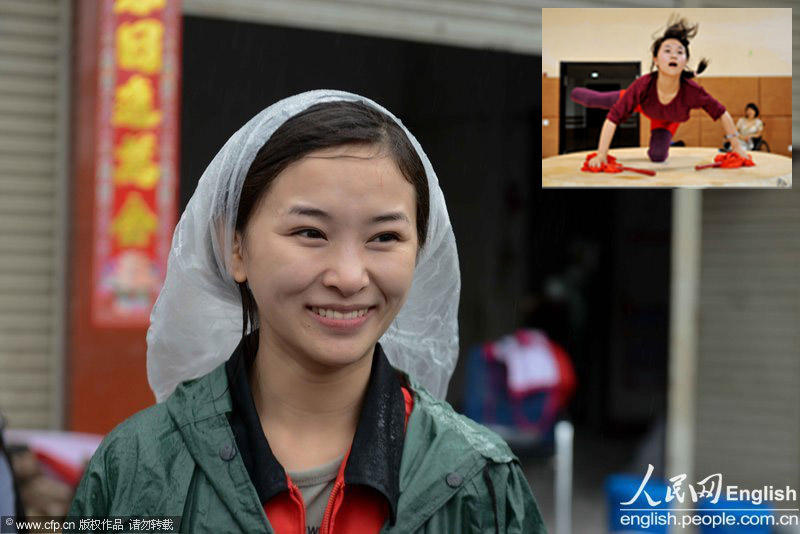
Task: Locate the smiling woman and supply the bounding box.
[67,91,546,533]
[229,102,427,380]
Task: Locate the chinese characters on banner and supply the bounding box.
[93,0,181,325]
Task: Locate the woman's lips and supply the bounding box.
[307,306,374,330]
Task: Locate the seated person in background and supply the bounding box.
[731,102,764,151]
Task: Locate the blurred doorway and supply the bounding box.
[559,62,640,154]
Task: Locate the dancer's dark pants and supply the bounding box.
[571,87,673,162]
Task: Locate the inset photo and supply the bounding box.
[542,8,792,188]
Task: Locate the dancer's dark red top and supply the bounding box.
[607,72,726,126]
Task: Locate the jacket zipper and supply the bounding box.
[320,479,344,534]
[288,482,307,534]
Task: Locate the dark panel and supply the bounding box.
[559,62,641,154]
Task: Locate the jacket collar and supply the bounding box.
[225,332,405,523]
[167,349,511,533]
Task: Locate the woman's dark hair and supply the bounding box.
[745,102,760,117]
[235,100,430,349]
[650,15,709,80]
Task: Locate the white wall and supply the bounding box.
[542,8,792,77]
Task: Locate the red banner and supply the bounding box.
[92,0,181,326]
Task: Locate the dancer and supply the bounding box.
[572,15,749,168]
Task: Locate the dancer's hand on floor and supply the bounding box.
[588,153,607,169]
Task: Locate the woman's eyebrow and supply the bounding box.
[286,205,410,224]
[372,211,410,224]
[287,205,329,219]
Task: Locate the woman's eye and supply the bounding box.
[295,229,325,239]
[372,233,400,243]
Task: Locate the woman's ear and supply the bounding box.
[230,231,248,283]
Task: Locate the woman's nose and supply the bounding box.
[321,246,369,296]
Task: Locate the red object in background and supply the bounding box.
[68,1,182,434]
[91,0,181,327]
[482,329,577,431]
[35,450,82,488]
[6,430,103,489]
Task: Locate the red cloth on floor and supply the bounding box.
[581,152,626,173]
[714,152,755,167]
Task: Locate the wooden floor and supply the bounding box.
[542,147,792,188]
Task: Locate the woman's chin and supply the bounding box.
[302,342,375,370]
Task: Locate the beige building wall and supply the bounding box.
[0,0,71,429]
[693,189,800,497]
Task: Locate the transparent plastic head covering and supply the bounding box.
[146,90,460,403]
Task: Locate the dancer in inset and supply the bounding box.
[571,15,749,169]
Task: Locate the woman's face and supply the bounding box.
[231,144,419,371]
[746,107,755,119]
[655,38,687,76]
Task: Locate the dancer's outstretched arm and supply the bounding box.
[588,119,618,168]
[719,111,748,157]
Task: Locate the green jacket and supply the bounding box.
[68,358,547,533]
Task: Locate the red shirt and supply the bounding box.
[607,72,726,125]
[226,336,413,534]
[263,387,413,534]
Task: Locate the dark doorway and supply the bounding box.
[559,62,640,154]
[528,187,671,436]
[180,15,540,405]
